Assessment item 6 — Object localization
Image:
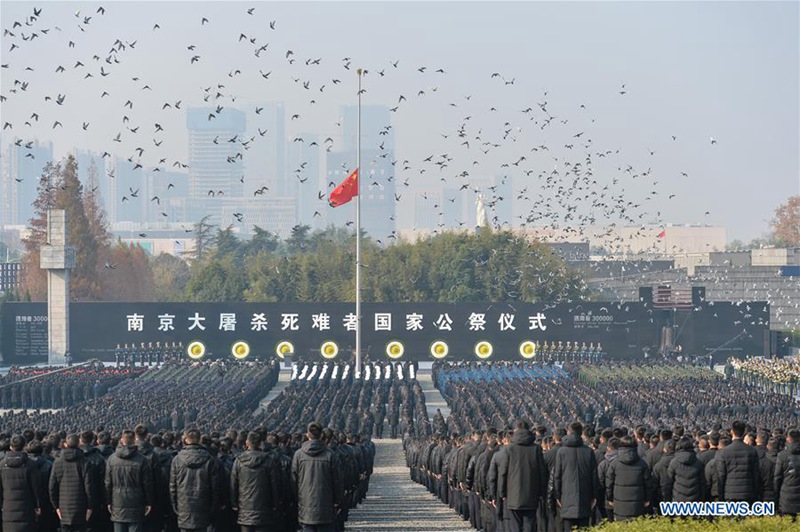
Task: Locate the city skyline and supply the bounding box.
[1,1,797,245]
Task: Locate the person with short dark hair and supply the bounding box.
[665,436,706,502]
[49,433,95,532]
[775,428,800,515]
[291,422,343,532]
[554,422,600,531]
[170,429,223,532]
[0,434,40,532]
[715,420,761,502]
[496,420,547,532]
[606,436,654,521]
[105,430,154,532]
[231,431,281,532]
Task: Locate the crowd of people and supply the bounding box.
[255,360,431,440]
[728,356,800,397]
[0,359,390,532]
[0,360,280,435]
[113,342,185,368]
[405,361,800,531]
[532,341,605,364]
[0,364,145,410]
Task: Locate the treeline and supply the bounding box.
[185,224,588,304]
[16,155,587,305]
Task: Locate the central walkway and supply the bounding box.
[347,439,472,531]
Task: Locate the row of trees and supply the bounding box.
[14,156,587,304]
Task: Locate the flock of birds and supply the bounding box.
[3,4,795,330]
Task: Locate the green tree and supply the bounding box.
[186,256,247,302]
[150,253,191,302]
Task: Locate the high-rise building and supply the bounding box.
[443,187,466,228]
[112,157,146,224]
[73,148,109,217]
[186,107,246,224]
[146,170,189,223]
[325,105,395,239]
[413,189,444,230]
[286,133,323,228]
[2,140,53,226]
[242,102,284,197]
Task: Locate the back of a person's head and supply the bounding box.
[24,440,43,456]
[673,425,685,438]
[97,431,110,445]
[80,430,94,445]
[788,428,800,443]
[709,431,721,446]
[660,429,673,441]
[620,435,635,448]
[514,420,529,431]
[307,422,323,440]
[65,433,80,449]
[553,427,567,442]
[120,429,136,446]
[676,436,693,453]
[150,435,164,448]
[607,437,620,451]
[247,432,262,449]
[10,434,25,452]
[570,422,584,437]
[134,424,148,440]
[731,420,746,438]
[664,440,676,453]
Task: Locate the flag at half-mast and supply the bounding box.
[328,168,359,207]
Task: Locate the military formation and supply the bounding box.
[113,343,184,368]
[406,361,800,531]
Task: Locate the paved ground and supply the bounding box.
[253,366,292,416]
[346,439,471,531]
[417,369,451,419]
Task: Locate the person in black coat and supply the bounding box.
[553,422,599,531]
[606,436,654,521]
[665,436,706,502]
[26,440,58,532]
[496,421,547,532]
[230,431,281,531]
[49,434,94,532]
[715,421,761,503]
[79,430,109,532]
[759,437,779,505]
[105,429,154,531]
[290,422,344,531]
[0,435,40,532]
[170,429,223,532]
[775,429,800,515]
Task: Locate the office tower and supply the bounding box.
[2,140,53,226]
[242,102,284,197]
[286,133,323,228]
[442,187,466,228]
[186,107,246,224]
[413,189,444,230]
[112,157,145,223]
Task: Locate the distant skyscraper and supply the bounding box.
[186,107,246,224]
[242,102,284,197]
[413,189,444,230]
[442,187,465,228]
[286,133,323,228]
[73,148,109,216]
[325,105,395,239]
[2,140,53,226]
[112,157,145,223]
[146,170,189,222]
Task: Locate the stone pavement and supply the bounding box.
[346,439,471,531]
[417,367,451,419]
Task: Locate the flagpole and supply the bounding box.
[355,68,362,379]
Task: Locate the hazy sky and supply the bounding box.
[1,0,798,242]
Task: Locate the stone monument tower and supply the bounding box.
[39,210,75,365]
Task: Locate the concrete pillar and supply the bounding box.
[40,210,75,365]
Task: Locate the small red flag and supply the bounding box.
[657,229,666,238]
[328,168,359,207]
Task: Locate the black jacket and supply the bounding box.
[230,450,280,526]
[80,445,106,511]
[665,450,705,502]
[606,446,653,519]
[0,451,39,526]
[497,429,547,510]
[760,450,777,503]
[169,444,222,530]
[553,435,599,519]
[291,439,343,526]
[775,442,800,514]
[49,448,94,525]
[105,445,154,523]
[653,451,675,502]
[715,439,760,502]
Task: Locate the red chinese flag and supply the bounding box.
[657,229,666,238]
[328,168,359,207]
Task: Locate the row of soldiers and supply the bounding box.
[407,421,800,532]
[0,422,375,532]
[0,367,143,410]
[113,342,184,368]
[537,342,605,364]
